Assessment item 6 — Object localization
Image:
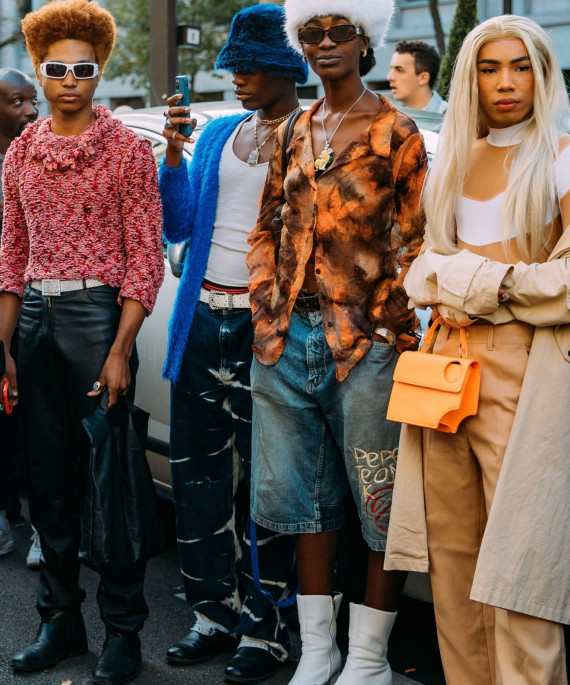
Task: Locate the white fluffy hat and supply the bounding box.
[284,0,394,53]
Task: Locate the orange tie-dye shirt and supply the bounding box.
[247,96,427,382]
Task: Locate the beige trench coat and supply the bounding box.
[385,228,570,624]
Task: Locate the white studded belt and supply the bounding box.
[30,278,106,296]
[199,287,250,310]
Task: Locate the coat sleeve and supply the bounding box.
[494,176,570,326]
[483,255,570,326]
[385,424,429,573]
[404,240,513,316]
[405,240,570,328]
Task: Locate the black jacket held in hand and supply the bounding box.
[80,396,164,568]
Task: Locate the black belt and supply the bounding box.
[294,291,320,312]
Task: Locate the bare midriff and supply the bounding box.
[302,246,318,291]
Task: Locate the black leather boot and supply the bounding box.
[166,629,236,665]
[225,647,281,683]
[11,610,87,672]
[92,631,142,685]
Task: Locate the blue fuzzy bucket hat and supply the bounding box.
[215,4,308,85]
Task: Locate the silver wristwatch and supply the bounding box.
[374,327,396,345]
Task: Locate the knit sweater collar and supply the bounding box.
[25,105,115,171]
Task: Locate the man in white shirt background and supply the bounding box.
[387,40,447,113]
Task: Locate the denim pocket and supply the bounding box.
[367,340,396,364]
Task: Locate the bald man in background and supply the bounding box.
[0,68,38,232]
[0,67,38,558]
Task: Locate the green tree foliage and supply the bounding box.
[437,0,478,99]
[105,0,257,99]
[104,0,150,90]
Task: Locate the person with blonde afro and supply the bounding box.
[1,1,164,683]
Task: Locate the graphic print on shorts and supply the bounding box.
[353,447,398,532]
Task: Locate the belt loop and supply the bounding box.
[82,278,86,289]
[487,325,494,351]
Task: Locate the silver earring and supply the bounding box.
[302,54,307,63]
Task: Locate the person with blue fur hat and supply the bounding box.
[158,4,307,683]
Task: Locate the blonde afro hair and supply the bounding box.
[22,0,116,74]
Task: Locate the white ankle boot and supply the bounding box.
[288,593,343,685]
[335,603,397,684]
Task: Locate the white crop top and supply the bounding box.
[456,122,570,247]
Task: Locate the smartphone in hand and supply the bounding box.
[175,75,192,138]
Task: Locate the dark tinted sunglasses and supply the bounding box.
[298,24,364,45]
[40,62,99,79]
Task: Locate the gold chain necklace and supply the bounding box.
[247,117,278,165]
[256,104,301,126]
[314,88,367,172]
[248,105,303,165]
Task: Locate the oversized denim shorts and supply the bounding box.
[250,310,402,552]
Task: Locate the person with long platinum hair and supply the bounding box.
[426,14,568,262]
[386,14,570,685]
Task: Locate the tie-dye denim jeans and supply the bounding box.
[169,301,295,659]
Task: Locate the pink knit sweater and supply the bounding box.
[0,105,164,313]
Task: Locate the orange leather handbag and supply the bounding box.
[387,317,481,433]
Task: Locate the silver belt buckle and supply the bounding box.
[209,290,232,310]
[41,279,61,296]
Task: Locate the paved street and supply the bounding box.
[0,501,444,685]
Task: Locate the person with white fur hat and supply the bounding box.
[247,0,427,683]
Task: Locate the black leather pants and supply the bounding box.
[18,285,148,633]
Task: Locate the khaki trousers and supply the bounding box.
[423,322,567,685]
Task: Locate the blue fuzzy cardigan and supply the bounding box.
[158,113,248,383]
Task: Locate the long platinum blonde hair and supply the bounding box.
[425,15,569,260]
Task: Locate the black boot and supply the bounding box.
[11,609,87,672]
[166,629,236,665]
[92,631,141,685]
[225,647,281,683]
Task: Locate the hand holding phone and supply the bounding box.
[175,75,193,138]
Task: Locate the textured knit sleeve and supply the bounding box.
[0,146,29,296]
[159,157,196,244]
[117,136,164,313]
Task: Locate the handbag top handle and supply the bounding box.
[421,317,469,357]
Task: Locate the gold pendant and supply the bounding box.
[247,149,260,165]
[314,146,333,171]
